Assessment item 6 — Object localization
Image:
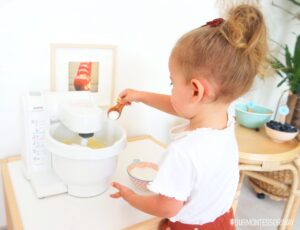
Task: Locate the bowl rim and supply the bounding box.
[235,107,273,116]
[46,122,127,160]
[127,161,159,183]
[264,124,299,134]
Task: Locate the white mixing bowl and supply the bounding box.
[45,119,126,197]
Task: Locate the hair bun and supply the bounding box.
[221,5,265,50]
[220,4,268,76]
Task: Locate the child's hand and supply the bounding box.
[118,89,142,105]
[110,182,135,200]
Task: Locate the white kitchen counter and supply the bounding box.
[2,136,166,230]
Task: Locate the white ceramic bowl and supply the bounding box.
[127,160,158,192]
[46,119,127,197]
[265,125,298,143]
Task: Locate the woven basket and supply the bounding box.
[249,170,293,201]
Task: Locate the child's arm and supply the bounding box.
[118,89,178,116]
[110,182,183,218]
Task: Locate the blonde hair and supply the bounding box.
[171,4,269,102]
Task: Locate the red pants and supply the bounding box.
[161,208,236,230]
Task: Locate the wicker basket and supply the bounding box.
[249,170,293,201]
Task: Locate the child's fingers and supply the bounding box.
[118,97,131,106]
[112,182,122,190]
[118,90,128,100]
[118,89,135,105]
[110,192,121,198]
[118,97,128,105]
[110,182,122,198]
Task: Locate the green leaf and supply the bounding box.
[294,35,300,71]
[272,36,300,93]
[275,70,284,78]
[281,67,291,74]
[285,44,293,69]
[287,72,298,93]
[288,0,300,6]
[277,75,289,87]
[270,55,285,69]
[293,70,300,92]
[295,67,300,76]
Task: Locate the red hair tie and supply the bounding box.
[201,18,224,27]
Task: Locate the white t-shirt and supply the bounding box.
[147,116,239,225]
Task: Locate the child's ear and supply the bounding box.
[190,79,205,103]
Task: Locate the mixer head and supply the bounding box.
[58,99,105,135]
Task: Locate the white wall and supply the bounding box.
[0,0,297,228]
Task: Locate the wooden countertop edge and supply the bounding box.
[1,158,23,230]
[239,145,300,164]
[128,135,167,148]
[123,217,164,230]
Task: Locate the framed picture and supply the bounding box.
[50,44,116,106]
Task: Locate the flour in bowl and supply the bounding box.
[131,167,157,181]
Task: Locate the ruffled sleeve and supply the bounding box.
[147,144,195,201]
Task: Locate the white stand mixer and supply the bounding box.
[21,91,127,198]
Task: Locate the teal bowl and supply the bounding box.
[235,103,273,129]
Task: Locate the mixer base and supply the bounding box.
[30,170,67,198]
[67,182,109,198]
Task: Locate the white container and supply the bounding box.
[45,120,127,197]
[127,160,158,192]
[265,125,298,143]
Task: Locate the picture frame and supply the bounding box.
[50,43,116,106]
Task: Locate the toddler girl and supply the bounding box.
[111,4,268,230]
